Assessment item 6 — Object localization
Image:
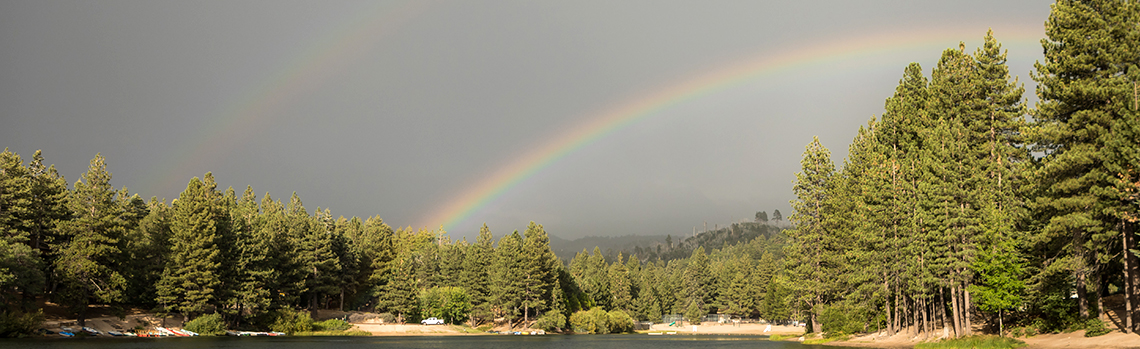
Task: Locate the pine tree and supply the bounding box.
[53,154,128,327]
[520,222,555,324]
[608,252,632,312]
[157,174,225,317]
[462,224,493,325]
[119,198,169,306]
[1029,0,1138,321]
[0,150,44,308]
[24,150,69,264]
[786,137,835,333]
[378,256,418,322]
[681,246,710,318]
[491,230,525,326]
[229,186,274,320]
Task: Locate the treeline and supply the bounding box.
[785,0,1140,339]
[0,150,800,336]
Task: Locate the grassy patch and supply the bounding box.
[803,335,849,344]
[769,334,795,341]
[914,335,1027,349]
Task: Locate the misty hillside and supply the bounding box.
[548,234,668,261]
[550,221,789,263]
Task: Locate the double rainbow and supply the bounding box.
[418,25,1043,232]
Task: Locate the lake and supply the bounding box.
[4,335,845,349]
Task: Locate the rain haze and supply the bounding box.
[1,1,1051,240]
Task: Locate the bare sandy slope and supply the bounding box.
[1019,331,1140,349]
[825,328,1140,349]
[353,324,478,336]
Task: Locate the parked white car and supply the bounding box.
[421,317,444,325]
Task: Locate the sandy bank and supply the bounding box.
[353,323,482,336]
[823,328,1140,349]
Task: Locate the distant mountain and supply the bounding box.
[548,234,668,261]
[549,221,789,263]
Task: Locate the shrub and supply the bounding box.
[0,310,44,338]
[570,308,610,334]
[270,308,313,334]
[184,313,226,336]
[314,319,352,332]
[606,310,634,333]
[534,311,566,331]
[418,286,472,324]
[378,313,396,324]
[568,308,635,334]
[819,303,869,336]
[1083,319,1110,337]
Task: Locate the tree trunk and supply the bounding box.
[939,287,948,337]
[811,309,821,334]
[920,297,928,338]
[892,289,900,336]
[950,286,960,337]
[1078,270,1089,319]
[77,305,87,329]
[964,287,972,336]
[886,280,895,336]
[1126,219,1137,333]
[999,310,1004,337]
[1096,272,1105,318]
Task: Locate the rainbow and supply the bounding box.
[141,1,431,194]
[418,25,1044,231]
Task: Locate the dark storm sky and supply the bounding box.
[1,1,1051,239]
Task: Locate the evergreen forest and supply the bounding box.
[2,0,1140,340]
[784,0,1140,339]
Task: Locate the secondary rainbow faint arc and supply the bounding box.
[419,26,1043,231]
[142,1,431,195]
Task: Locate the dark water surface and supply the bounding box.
[4,335,845,349]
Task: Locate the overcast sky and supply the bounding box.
[1,1,1051,240]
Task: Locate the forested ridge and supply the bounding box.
[2,0,1139,340]
[0,150,792,335]
[785,0,1140,339]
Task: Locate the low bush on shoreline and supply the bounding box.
[184,313,226,336]
[0,310,44,338]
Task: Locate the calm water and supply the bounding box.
[3,335,847,349]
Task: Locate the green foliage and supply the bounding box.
[606,309,634,333]
[569,307,610,334]
[804,335,849,344]
[418,286,472,324]
[157,174,226,316]
[1082,319,1110,337]
[914,335,1027,349]
[313,318,352,332]
[53,154,129,325]
[184,313,227,336]
[533,311,566,331]
[0,310,44,338]
[270,308,314,334]
[684,301,703,325]
[818,303,865,336]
